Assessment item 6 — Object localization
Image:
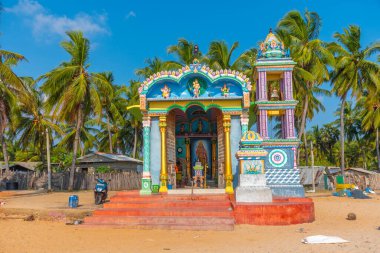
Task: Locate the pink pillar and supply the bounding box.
[259,110,268,139]
[284,109,296,138]
[258,71,267,101]
[283,71,293,100]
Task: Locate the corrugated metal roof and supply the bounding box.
[77,152,143,164]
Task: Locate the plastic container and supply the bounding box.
[168,184,173,190]
[152,185,159,193]
[68,195,79,208]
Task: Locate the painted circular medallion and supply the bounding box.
[268,149,288,168]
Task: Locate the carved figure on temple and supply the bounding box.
[221,83,230,97]
[193,79,201,98]
[161,84,171,98]
[196,120,203,133]
[195,141,208,169]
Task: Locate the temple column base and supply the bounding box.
[159,185,168,193]
[225,186,234,194]
[159,174,168,193]
[269,184,305,198]
[140,177,152,195]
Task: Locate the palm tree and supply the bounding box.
[95,72,127,153]
[40,31,112,190]
[329,25,380,175]
[136,57,178,79]
[58,120,98,156]
[360,89,380,170]
[167,38,201,66]
[16,77,62,163]
[0,49,26,172]
[126,80,143,158]
[276,10,334,165]
[206,41,253,71]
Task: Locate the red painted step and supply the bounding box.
[110,194,230,202]
[104,200,231,209]
[93,207,233,217]
[85,193,235,230]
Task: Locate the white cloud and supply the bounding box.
[126,11,136,19]
[5,0,109,40]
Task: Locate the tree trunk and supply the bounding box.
[132,126,137,158]
[0,132,9,173]
[69,106,83,191]
[298,93,309,140]
[340,94,347,176]
[303,131,308,166]
[46,128,52,191]
[106,114,113,153]
[376,128,380,171]
[297,93,309,166]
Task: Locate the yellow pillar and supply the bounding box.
[223,114,234,194]
[159,116,168,193]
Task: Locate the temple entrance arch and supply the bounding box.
[167,106,224,188]
[138,62,251,194]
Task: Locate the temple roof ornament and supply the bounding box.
[258,28,289,59]
[236,131,268,158]
[241,131,263,145]
[138,64,252,95]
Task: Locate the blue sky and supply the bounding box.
[2,0,380,129]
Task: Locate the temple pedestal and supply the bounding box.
[236,174,272,203]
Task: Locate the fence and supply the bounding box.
[0,171,142,191]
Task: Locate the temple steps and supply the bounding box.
[104,200,231,209]
[84,191,235,230]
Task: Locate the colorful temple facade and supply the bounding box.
[138,31,304,197]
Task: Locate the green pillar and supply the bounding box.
[241,112,249,134]
[140,116,152,195]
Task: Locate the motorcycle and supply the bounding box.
[94,178,109,205]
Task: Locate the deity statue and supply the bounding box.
[221,83,230,97]
[193,79,201,98]
[161,84,170,99]
[195,141,208,170]
[196,120,203,133]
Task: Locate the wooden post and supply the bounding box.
[46,129,52,192]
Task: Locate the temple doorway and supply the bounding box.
[167,106,223,188]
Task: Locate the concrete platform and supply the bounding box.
[167,188,225,195]
[84,190,315,229]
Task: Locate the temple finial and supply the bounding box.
[192,44,200,64]
[269,28,273,34]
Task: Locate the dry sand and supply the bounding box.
[0,190,379,253]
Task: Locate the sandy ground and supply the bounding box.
[0,190,379,253]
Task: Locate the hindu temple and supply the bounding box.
[138,31,304,198]
[85,31,315,229]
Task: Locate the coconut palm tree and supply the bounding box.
[95,72,127,153]
[125,80,143,158]
[294,83,330,165]
[206,41,253,71]
[136,57,178,79]
[360,89,380,170]
[40,31,112,190]
[276,10,334,165]
[329,25,380,175]
[16,77,63,163]
[167,38,202,66]
[0,49,26,172]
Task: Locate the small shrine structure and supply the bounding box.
[138,30,304,197]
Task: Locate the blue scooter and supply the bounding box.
[94,178,109,205]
